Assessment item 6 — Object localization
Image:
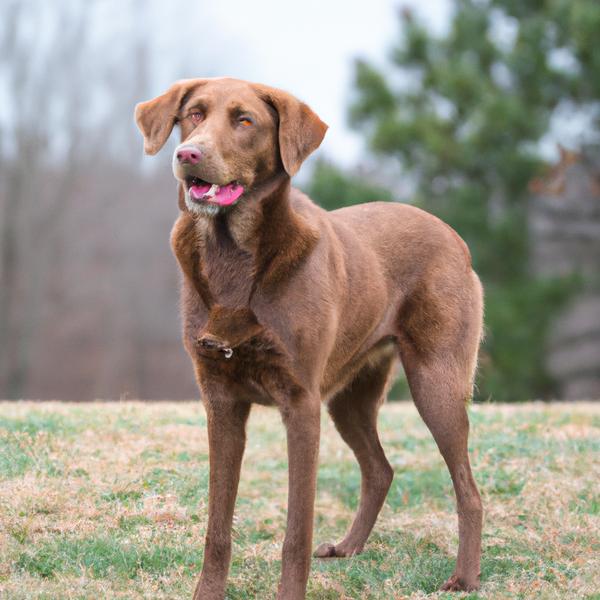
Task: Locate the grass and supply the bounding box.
[0,401,598,599]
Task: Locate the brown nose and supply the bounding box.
[176,146,201,164]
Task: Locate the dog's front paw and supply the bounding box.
[440,573,480,592]
[195,335,234,360]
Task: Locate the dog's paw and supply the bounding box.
[440,573,479,592]
[313,542,362,558]
[314,542,337,558]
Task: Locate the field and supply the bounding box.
[0,401,598,599]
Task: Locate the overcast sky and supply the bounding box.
[144,0,452,167]
[5,0,587,170]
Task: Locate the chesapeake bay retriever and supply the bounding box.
[135,77,483,599]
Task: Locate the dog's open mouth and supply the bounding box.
[186,176,245,207]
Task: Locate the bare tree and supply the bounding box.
[0,1,95,396]
[0,0,217,400]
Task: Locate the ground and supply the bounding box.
[0,401,598,599]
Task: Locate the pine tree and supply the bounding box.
[310,1,600,400]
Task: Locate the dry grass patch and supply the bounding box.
[0,401,598,599]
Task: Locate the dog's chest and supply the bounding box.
[200,222,255,307]
[192,305,304,406]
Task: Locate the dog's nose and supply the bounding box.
[176,146,201,165]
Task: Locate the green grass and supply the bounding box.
[0,401,598,598]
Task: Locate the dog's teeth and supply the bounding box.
[206,184,219,197]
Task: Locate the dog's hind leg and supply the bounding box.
[402,352,482,591]
[398,277,483,591]
[314,353,395,558]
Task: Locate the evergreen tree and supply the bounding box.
[310,0,600,400]
[307,160,394,211]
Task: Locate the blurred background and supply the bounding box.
[1,0,599,401]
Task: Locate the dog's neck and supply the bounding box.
[186,172,320,303]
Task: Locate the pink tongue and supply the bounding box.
[190,183,245,206]
[189,183,211,197]
[214,184,245,205]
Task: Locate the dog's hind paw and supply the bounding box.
[440,573,479,592]
[314,543,337,558]
[313,542,363,558]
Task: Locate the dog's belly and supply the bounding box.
[320,335,398,401]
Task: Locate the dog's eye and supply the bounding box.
[238,117,253,127]
[189,112,204,124]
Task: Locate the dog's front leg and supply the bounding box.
[193,395,251,600]
[277,397,321,600]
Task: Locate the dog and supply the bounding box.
[135,77,483,600]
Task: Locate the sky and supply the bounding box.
[147,0,453,167]
[4,0,590,170]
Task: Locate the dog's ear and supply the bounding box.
[254,84,328,177]
[134,79,202,155]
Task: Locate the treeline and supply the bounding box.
[0,1,198,399]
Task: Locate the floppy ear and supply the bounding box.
[254,84,328,176]
[134,79,201,155]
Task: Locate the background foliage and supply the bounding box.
[308,0,600,401]
[1,0,598,401]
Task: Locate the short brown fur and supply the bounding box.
[135,77,483,599]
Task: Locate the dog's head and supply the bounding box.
[135,77,328,216]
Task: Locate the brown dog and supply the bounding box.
[135,77,483,599]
